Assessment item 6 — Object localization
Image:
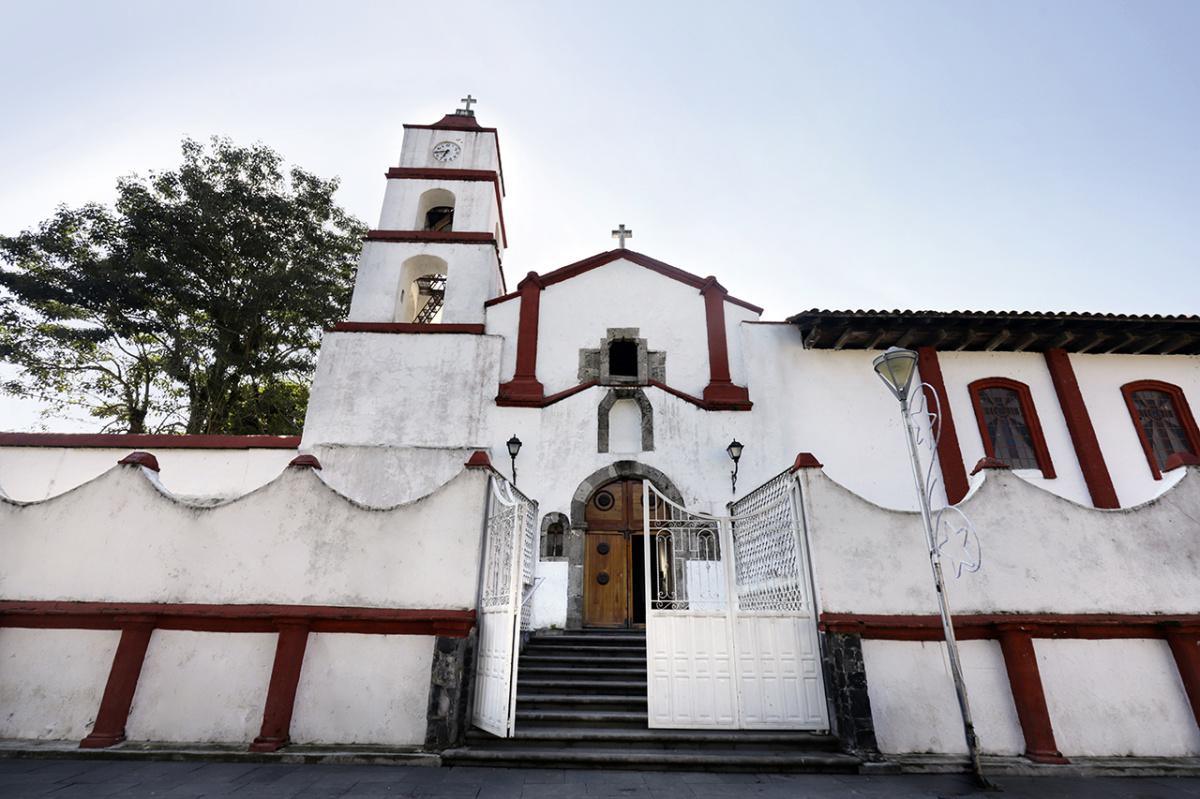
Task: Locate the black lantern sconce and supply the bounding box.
[726,438,744,495]
[506,434,522,486]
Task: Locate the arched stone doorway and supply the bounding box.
[565,462,683,629]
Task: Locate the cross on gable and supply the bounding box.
[611,224,633,249]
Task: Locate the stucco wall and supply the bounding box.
[290,633,434,746]
[863,639,1023,755]
[799,465,1200,616]
[0,628,120,740]
[303,331,501,451]
[125,631,276,743]
[399,128,500,175]
[0,464,489,609]
[0,446,296,503]
[1036,638,1200,757]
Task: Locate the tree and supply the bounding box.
[0,137,366,434]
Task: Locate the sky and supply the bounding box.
[1,0,1198,430]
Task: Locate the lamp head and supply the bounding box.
[506,435,522,459]
[726,439,744,463]
[872,347,919,403]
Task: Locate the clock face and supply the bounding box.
[432,141,461,163]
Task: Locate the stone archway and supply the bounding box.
[565,461,684,629]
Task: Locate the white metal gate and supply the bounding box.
[472,476,538,737]
[642,473,828,729]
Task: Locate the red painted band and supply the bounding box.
[497,380,597,408]
[996,626,1068,764]
[80,621,154,749]
[482,250,763,314]
[916,348,970,504]
[364,230,497,248]
[0,601,476,638]
[699,278,752,408]
[818,612,1200,640]
[329,322,486,335]
[1043,349,1118,508]
[0,433,300,449]
[251,622,310,753]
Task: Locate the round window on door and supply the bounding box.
[593,490,615,511]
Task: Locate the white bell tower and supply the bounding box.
[347,97,508,326]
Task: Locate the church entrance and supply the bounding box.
[583,479,647,628]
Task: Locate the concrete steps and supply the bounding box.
[445,628,860,773]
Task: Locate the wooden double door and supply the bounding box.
[583,479,647,628]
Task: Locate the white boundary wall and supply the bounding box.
[0,462,490,745]
[800,464,1200,758]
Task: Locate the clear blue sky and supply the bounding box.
[1,1,1198,428]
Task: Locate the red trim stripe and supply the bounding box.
[385,167,508,247]
[1043,349,1119,508]
[484,250,763,314]
[79,621,154,749]
[329,322,485,335]
[819,612,1200,640]
[0,433,300,449]
[0,601,476,637]
[916,347,970,504]
[250,622,311,753]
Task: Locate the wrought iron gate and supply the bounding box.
[472,476,538,737]
[642,473,828,729]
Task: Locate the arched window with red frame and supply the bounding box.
[968,378,1056,478]
[1121,380,1200,480]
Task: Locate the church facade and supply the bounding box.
[2,103,1199,770]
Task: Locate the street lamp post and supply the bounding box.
[872,347,989,787]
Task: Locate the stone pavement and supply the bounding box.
[0,760,1199,798]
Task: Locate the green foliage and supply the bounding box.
[0,137,365,434]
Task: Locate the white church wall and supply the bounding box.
[347,240,500,325]
[290,633,434,746]
[532,260,716,397]
[0,628,120,740]
[0,465,490,610]
[0,446,296,503]
[1036,638,1200,757]
[531,560,568,630]
[125,631,275,744]
[490,386,752,522]
[484,295,521,381]
[737,324,944,512]
[303,331,501,450]
[378,178,497,235]
[724,303,760,390]
[936,351,1092,506]
[862,639,1024,755]
[399,128,500,175]
[1068,352,1200,507]
[799,465,1200,616]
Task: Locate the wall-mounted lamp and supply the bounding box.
[506,434,522,486]
[726,438,744,495]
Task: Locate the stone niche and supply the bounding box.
[578,328,666,386]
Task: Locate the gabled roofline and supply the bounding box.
[483,249,764,314]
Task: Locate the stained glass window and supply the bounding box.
[1130,390,1195,470]
[978,387,1040,470]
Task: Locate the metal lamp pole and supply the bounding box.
[874,348,990,788]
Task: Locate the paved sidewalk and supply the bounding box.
[1,760,1199,797]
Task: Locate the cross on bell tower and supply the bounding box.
[456,94,477,117]
[611,224,633,249]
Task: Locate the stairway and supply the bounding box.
[442,629,861,772]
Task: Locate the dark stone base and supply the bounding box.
[425,632,474,750]
[822,632,880,756]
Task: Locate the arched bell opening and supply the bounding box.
[416,188,455,232]
[395,254,448,324]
